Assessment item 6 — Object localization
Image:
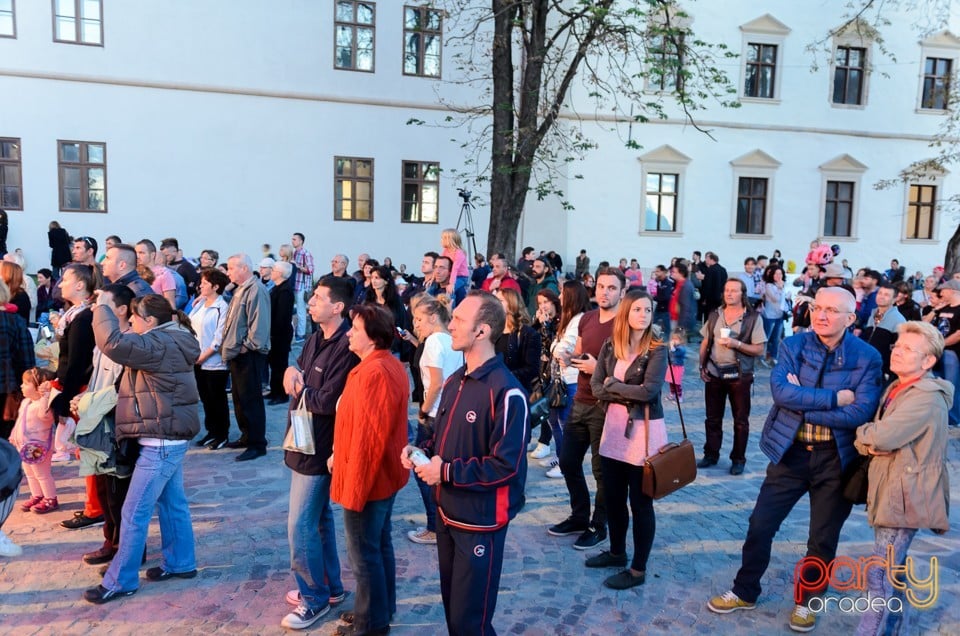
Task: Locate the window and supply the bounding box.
[833,47,865,105]
[921,57,952,110]
[402,161,439,223]
[824,181,854,237]
[404,6,442,77]
[0,137,22,210]
[335,157,373,221]
[58,140,106,212]
[53,0,103,46]
[335,1,374,72]
[648,35,684,92]
[744,43,777,99]
[644,173,678,232]
[0,0,15,38]
[736,177,767,235]
[906,184,936,240]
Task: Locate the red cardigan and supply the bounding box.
[331,349,410,512]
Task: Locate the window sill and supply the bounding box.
[739,96,781,105]
[900,237,938,244]
[821,236,858,242]
[915,108,949,115]
[829,102,866,110]
[730,233,772,240]
[639,230,683,237]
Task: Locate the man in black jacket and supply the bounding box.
[279,276,359,630]
[699,251,728,320]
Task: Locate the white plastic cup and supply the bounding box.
[720,328,731,339]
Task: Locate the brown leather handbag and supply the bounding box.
[641,364,697,499]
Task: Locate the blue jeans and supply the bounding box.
[413,421,437,532]
[855,527,918,636]
[343,495,397,633]
[762,316,784,361]
[732,442,853,604]
[288,471,343,610]
[103,443,196,592]
[547,382,576,459]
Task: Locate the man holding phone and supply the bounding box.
[548,267,625,550]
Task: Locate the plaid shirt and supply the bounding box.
[293,248,314,293]
[0,311,36,393]
[795,422,834,443]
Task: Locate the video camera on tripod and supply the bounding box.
[456,187,478,264]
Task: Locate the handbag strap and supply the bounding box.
[643,403,651,459]
[666,362,688,440]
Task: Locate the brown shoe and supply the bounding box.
[83,546,117,565]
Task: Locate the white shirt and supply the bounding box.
[420,332,463,418]
[189,296,228,370]
[551,313,583,384]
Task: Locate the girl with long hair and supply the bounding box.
[589,289,667,590]
[493,287,541,394]
[365,265,412,359]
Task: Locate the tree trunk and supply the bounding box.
[945,222,960,275]
[488,0,519,262]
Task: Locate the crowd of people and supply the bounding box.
[0,217,955,634]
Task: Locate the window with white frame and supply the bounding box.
[739,14,790,103]
[638,145,690,235]
[729,149,780,238]
[818,154,867,239]
[53,0,102,46]
[917,31,960,113]
[905,183,937,240]
[0,0,15,38]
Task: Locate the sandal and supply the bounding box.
[20,495,43,512]
[32,497,59,514]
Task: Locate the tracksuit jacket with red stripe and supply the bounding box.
[433,355,529,532]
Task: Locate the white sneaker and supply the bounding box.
[537,455,558,468]
[51,452,72,463]
[0,530,22,557]
[530,443,552,459]
[546,464,563,479]
[407,527,437,544]
[527,440,539,452]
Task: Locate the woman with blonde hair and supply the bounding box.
[589,289,667,589]
[439,228,469,297]
[854,321,952,635]
[493,287,541,394]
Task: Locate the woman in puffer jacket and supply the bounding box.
[83,293,201,604]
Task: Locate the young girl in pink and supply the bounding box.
[12,368,58,514]
[440,228,470,295]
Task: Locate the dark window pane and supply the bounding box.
[403,162,419,179]
[826,181,837,198]
[824,202,836,234]
[838,182,853,199]
[752,178,766,197]
[0,140,19,160]
[736,198,749,233]
[63,167,81,188]
[738,177,750,196]
[61,143,81,162]
[63,188,81,209]
[1,186,20,209]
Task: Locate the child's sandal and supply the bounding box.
[32,497,59,514]
[20,495,43,512]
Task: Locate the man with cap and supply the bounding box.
[930,279,960,425]
[259,257,276,291]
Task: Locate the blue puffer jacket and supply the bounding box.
[759,331,882,470]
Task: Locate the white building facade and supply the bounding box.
[0,1,955,275]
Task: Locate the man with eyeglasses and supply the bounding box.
[708,287,882,632]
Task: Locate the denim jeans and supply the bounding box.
[938,350,960,425]
[547,382,577,460]
[855,527,918,636]
[288,471,343,610]
[559,401,606,528]
[103,443,196,592]
[342,495,397,633]
[761,316,784,361]
[732,442,853,604]
[413,421,437,532]
[703,373,753,463]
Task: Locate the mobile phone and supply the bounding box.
[396,327,407,337]
[579,354,590,360]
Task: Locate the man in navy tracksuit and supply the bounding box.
[404,291,528,635]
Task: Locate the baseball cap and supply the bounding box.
[822,263,849,279]
[259,257,276,269]
[937,279,960,292]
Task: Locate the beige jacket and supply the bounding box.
[854,375,952,532]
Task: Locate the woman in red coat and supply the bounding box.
[330,303,409,635]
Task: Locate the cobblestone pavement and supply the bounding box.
[1,360,958,635]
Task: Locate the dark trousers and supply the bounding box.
[342,495,397,633]
[267,345,290,398]
[95,473,131,550]
[558,401,606,528]
[703,373,753,463]
[228,352,267,450]
[194,367,230,439]
[732,442,853,604]
[601,456,655,573]
[413,420,437,532]
[437,521,508,636]
[0,392,12,440]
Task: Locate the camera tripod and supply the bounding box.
[456,188,479,265]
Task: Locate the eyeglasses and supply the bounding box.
[890,343,928,356]
[809,305,849,316]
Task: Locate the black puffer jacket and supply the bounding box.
[92,305,201,441]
